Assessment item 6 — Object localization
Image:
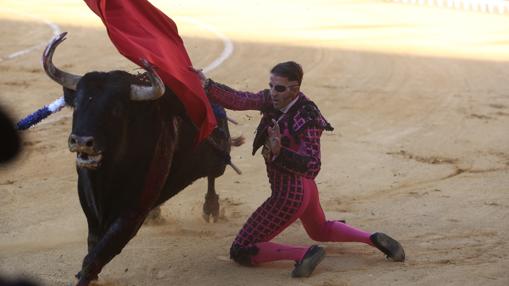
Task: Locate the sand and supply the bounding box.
[0,1,508,285]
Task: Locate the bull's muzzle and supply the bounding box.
[68,134,103,169]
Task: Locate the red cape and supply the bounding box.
[84,0,216,143]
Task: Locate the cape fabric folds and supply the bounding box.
[84,0,216,143]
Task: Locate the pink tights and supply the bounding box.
[250,178,373,264]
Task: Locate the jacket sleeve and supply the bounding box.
[271,127,322,179]
[205,79,271,111]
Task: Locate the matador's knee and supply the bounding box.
[229,244,259,266]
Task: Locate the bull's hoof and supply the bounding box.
[203,193,220,223]
[75,271,98,286]
[76,279,90,286]
[202,212,210,223]
[144,206,165,225]
[202,211,219,223]
[75,271,98,281]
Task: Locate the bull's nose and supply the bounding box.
[68,134,95,152]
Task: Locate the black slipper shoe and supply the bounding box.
[370,232,405,262]
[291,245,326,278]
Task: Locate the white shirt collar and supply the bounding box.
[279,93,301,114]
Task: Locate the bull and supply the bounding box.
[42,33,242,286]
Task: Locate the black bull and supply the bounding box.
[43,33,242,285]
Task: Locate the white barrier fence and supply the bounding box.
[392,0,508,14]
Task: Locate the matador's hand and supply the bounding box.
[189,66,208,88]
[267,119,281,156]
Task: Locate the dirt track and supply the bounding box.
[1,1,508,285]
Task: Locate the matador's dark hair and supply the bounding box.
[270,61,303,85]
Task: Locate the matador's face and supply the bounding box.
[269,73,300,110]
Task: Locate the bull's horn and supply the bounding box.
[130,59,165,101]
[42,32,82,90]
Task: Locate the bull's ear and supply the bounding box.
[63,87,76,107]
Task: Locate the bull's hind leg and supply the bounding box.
[202,176,220,222]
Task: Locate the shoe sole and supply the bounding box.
[371,233,405,262]
[291,247,326,278]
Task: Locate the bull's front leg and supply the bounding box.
[76,119,176,286]
[77,225,101,282]
[76,210,148,286]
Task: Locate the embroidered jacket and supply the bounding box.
[205,80,333,180]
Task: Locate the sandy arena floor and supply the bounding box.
[0,1,508,285]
